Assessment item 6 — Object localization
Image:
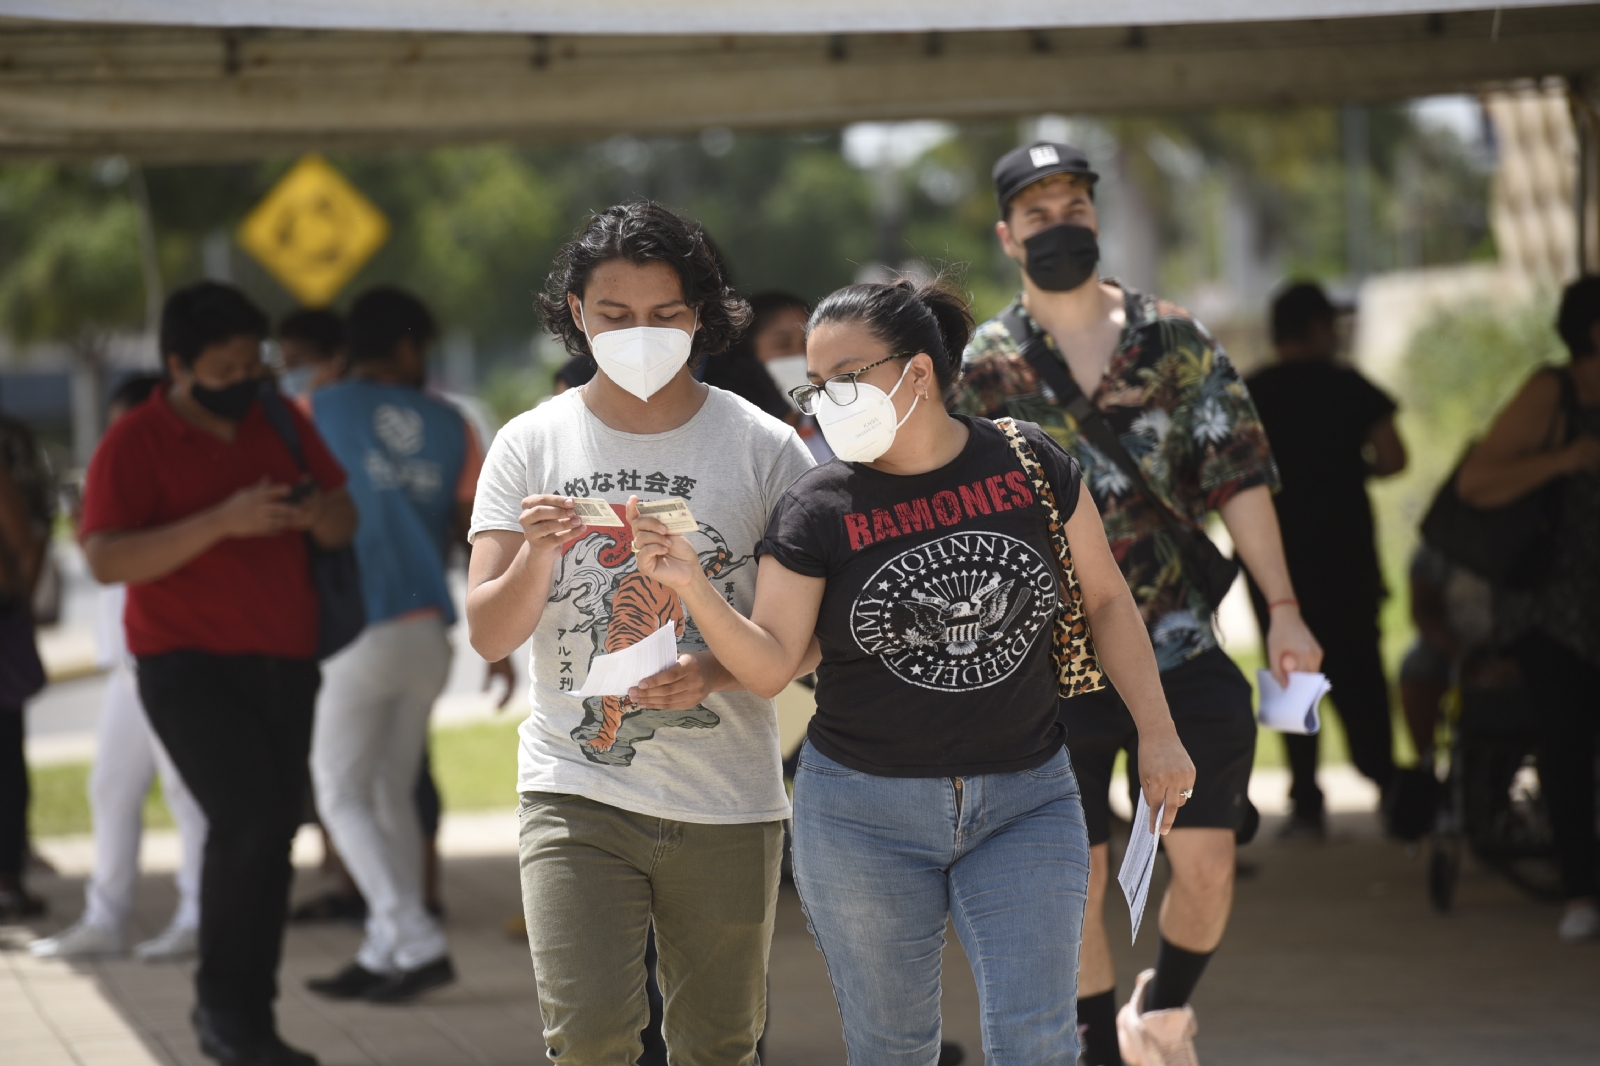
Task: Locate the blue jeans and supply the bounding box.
[791,741,1090,1066]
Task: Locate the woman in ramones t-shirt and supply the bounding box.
[630,279,1193,1064]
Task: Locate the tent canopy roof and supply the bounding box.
[3,3,1599,161]
[9,0,1592,35]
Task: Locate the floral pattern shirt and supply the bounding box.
[956,286,1279,671]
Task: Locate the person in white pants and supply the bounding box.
[303,288,491,1003]
[33,376,210,962]
[31,584,208,961]
[312,615,452,979]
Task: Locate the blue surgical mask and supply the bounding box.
[278,365,318,398]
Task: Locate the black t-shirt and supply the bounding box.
[757,416,1082,777]
[1245,361,1396,604]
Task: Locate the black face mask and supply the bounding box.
[190,378,260,421]
[1021,223,1100,292]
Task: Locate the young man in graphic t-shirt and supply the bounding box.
[956,143,1322,1066]
[466,202,814,1065]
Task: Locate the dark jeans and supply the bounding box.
[1251,584,1395,820]
[1513,632,1600,901]
[139,652,320,1040]
[0,705,24,879]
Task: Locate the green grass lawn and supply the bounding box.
[30,646,1413,839]
[29,717,525,840]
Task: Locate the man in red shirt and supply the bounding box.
[80,282,357,1066]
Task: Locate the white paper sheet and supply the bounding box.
[1118,792,1165,945]
[575,621,680,698]
[1256,669,1331,735]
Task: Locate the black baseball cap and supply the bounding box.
[992,141,1099,214]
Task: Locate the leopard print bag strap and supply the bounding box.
[995,417,1106,699]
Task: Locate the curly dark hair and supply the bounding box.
[538,202,751,368]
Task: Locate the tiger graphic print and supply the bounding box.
[553,503,753,766]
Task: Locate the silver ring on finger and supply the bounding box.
[1179,788,1194,800]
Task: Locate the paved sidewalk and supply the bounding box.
[6,809,1600,1065]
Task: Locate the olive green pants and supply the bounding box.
[518,791,782,1066]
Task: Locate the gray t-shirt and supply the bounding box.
[470,386,814,824]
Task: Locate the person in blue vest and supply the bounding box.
[303,287,485,1003]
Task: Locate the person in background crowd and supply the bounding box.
[467,202,815,1066]
[633,276,1193,1066]
[957,141,1320,1066]
[30,375,208,962]
[277,308,346,403]
[0,396,52,921]
[552,355,598,395]
[1459,275,1600,944]
[302,286,488,1003]
[700,291,796,421]
[80,281,357,1066]
[1245,281,1406,840]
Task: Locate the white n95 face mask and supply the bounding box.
[764,354,810,409]
[814,362,919,463]
[582,308,696,402]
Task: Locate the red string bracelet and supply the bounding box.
[1267,598,1300,612]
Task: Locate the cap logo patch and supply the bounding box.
[1029,146,1060,168]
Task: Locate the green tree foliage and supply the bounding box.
[0,164,146,343]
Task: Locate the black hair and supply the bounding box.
[732,292,819,358]
[538,202,751,367]
[1270,281,1337,346]
[278,307,345,358]
[703,291,811,419]
[346,286,437,366]
[108,373,165,412]
[1556,275,1600,360]
[553,355,598,391]
[159,281,269,367]
[808,276,974,404]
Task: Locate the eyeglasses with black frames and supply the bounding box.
[787,353,913,415]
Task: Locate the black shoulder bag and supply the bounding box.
[257,386,367,659]
[1000,307,1239,613]
[1420,367,1579,588]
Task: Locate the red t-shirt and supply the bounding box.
[79,387,348,659]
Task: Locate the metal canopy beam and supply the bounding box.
[5,0,1587,35]
[3,6,1600,161]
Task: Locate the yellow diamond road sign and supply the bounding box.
[237,154,389,307]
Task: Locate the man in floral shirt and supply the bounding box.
[957,141,1322,1066]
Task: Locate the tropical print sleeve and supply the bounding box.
[1156,313,1279,513]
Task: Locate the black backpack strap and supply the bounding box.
[255,383,309,473]
[999,306,1198,534]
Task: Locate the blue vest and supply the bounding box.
[312,381,467,626]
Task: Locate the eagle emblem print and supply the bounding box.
[851,531,1057,691]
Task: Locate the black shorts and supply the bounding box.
[1064,647,1256,846]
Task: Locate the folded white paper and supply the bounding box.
[1256,669,1331,735]
[1118,792,1165,945]
[576,621,679,698]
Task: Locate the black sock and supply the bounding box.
[1145,938,1213,1011]
[1077,989,1124,1066]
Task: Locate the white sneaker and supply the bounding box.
[1117,968,1201,1066]
[1557,903,1600,944]
[134,922,199,961]
[28,919,125,959]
